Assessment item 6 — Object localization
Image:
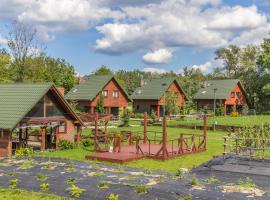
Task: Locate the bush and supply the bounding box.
[120,114,130,127]
[9,179,19,189]
[15,147,34,158]
[81,139,93,147]
[108,193,119,200]
[230,111,240,117]
[57,140,75,150]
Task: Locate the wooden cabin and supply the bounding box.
[194,79,248,116]
[131,78,187,117]
[65,75,130,116]
[0,83,83,157]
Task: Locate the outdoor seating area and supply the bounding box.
[86,113,208,163]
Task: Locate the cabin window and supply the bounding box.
[236,92,241,98]
[102,90,108,97]
[112,91,119,98]
[58,123,66,133]
[136,105,140,110]
[230,92,235,98]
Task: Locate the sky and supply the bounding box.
[0,0,270,76]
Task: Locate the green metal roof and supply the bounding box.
[131,78,185,100]
[65,75,130,101]
[0,83,53,130]
[194,79,243,100]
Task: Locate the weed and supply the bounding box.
[180,195,192,200]
[0,162,10,167]
[175,168,188,179]
[40,183,50,192]
[66,177,77,184]
[237,177,256,188]
[19,160,36,169]
[190,178,198,186]
[108,193,119,200]
[134,185,150,194]
[203,177,219,184]
[97,181,109,189]
[7,172,15,177]
[66,185,86,198]
[93,172,105,177]
[41,164,55,170]
[9,179,19,189]
[36,173,48,182]
[15,147,34,158]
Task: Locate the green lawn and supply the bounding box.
[38,126,225,173]
[166,115,270,127]
[0,188,68,200]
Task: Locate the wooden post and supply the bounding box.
[203,114,207,149]
[143,112,147,143]
[7,131,12,157]
[94,113,98,150]
[105,120,108,134]
[55,126,59,146]
[162,115,168,159]
[157,105,160,118]
[224,104,227,116]
[19,128,22,147]
[90,106,94,114]
[41,127,46,151]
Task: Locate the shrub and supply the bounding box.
[15,147,34,158]
[81,139,93,147]
[203,177,219,184]
[57,140,75,150]
[40,183,50,192]
[175,168,189,179]
[93,172,105,177]
[108,193,119,200]
[230,111,239,117]
[120,114,130,127]
[66,185,86,198]
[180,195,192,200]
[9,179,19,189]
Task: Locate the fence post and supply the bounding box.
[143,112,147,144]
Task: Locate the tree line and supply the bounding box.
[0,22,269,113]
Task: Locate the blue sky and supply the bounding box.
[0,0,270,75]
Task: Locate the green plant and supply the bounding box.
[97,181,109,189]
[120,114,130,127]
[36,173,48,181]
[95,92,105,114]
[19,160,36,169]
[93,172,105,177]
[66,185,86,198]
[7,172,15,177]
[180,195,192,200]
[57,139,75,150]
[175,168,188,179]
[9,179,19,189]
[40,183,50,192]
[81,139,93,147]
[230,111,240,117]
[15,147,34,158]
[134,185,149,194]
[237,177,256,188]
[203,177,219,184]
[108,193,119,200]
[190,177,198,186]
[66,177,77,184]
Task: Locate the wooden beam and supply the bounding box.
[41,127,46,151]
[143,112,147,143]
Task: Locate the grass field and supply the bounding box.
[37,126,225,173]
[166,115,270,127]
[0,187,68,200]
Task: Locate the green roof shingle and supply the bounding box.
[65,75,130,101]
[194,79,242,100]
[131,78,185,100]
[0,83,52,130]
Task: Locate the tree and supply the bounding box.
[0,49,12,83]
[165,91,179,115]
[94,65,113,75]
[7,21,43,82]
[95,93,105,114]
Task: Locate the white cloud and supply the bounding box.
[0,35,7,45]
[95,0,269,62]
[190,61,213,73]
[142,67,167,74]
[142,48,172,64]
